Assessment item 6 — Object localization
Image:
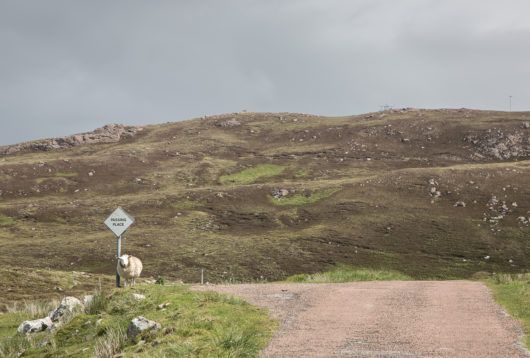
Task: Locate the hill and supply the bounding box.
[0,108,529,297]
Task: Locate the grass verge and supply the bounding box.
[220,164,285,185]
[485,273,530,349]
[0,283,276,357]
[285,265,412,283]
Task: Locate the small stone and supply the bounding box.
[522,123,529,129]
[158,302,171,309]
[484,255,490,260]
[454,201,466,207]
[132,293,146,300]
[127,316,162,339]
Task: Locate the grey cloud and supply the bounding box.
[1,0,529,145]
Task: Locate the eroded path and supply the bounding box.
[193,280,529,358]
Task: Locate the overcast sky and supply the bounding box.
[1,0,529,146]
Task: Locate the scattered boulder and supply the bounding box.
[454,201,466,207]
[82,295,94,305]
[49,296,83,323]
[17,317,53,334]
[215,118,241,127]
[487,195,499,206]
[429,187,441,198]
[271,188,289,199]
[522,123,529,129]
[127,316,161,339]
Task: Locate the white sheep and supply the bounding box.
[117,254,143,287]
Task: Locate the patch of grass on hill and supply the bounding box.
[0,284,276,357]
[269,187,341,206]
[0,215,14,227]
[220,164,285,185]
[170,199,205,211]
[285,265,412,283]
[486,273,530,349]
[55,172,78,177]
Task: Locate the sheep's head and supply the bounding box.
[118,254,129,267]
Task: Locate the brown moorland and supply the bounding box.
[0,108,529,302]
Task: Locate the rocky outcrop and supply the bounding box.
[127,316,161,339]
[464,128,529,160]
[0,124,141,155]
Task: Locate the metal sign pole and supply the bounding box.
[104,207,134,289]
[116,235,121,287]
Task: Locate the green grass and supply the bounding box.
[0,284,276,357]
[170,200,205,211]
[55,172,78,177]
[285,265,412,283]
[269,187,341,206]
[486,273,530,349]
[0,215,14,227]
[220,164,285,185]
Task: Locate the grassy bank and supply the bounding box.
[0,283,276,357]
[285,265,412,283]
[486,273,530,350]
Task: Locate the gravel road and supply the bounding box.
[193,280,529,357]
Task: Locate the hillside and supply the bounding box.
[0,108,529,295]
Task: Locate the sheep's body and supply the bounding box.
[117,254,143,287]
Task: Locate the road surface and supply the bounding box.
[193,280,529,357]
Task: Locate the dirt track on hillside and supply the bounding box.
[193,281,529,357]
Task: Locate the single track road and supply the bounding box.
[193,280,529,357]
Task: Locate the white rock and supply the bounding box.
[132,293,146,300]
[49,296,83,322]
[127,316,161,339]
[83,295,94,305]
[17,317,53,334]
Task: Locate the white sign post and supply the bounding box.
[104,206,135,287]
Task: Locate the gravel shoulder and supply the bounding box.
[192,280,529,358]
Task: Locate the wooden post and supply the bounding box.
[201,269,204,285]
[116,235,121,287]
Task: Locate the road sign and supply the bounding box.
[104,206,135,237]
[104,206,135,288]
